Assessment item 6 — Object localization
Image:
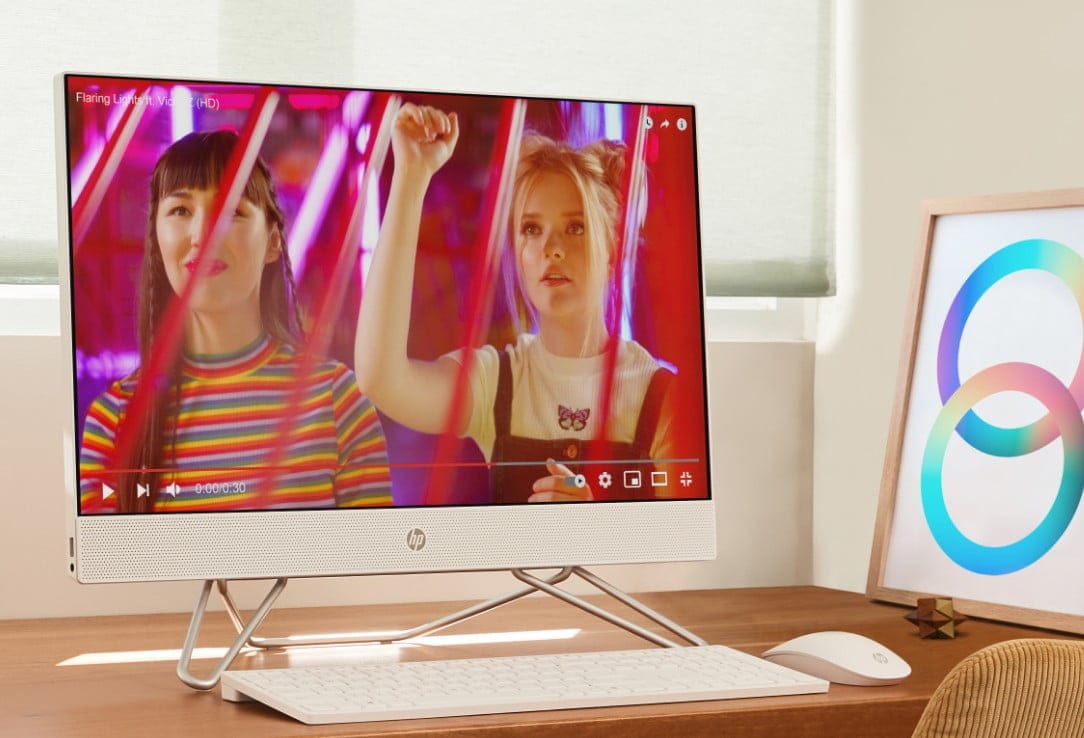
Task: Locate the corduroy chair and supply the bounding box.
[911,638,1084,738]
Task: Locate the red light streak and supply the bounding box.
[425,99,527,505]
[110,89,281,498]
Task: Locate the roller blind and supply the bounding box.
[1,0,832,296]
[699,1,835,296]
[3,2,227,284]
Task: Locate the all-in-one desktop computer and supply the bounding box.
[57,73,827,723]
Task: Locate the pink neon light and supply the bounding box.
[355,123,372,155]
[170,86,194,140]
[287,92,342,110]
[357,161,380,284]
[286,126,349,277]
[72,85,153,250]
[213,92,255,110]
[594,105,649,445]
[342,90,372,130]
[104,88,134,136]
[71,136,105,204]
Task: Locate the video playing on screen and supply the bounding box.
[64,74,709,514]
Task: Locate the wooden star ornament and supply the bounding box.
[905,597,968,639]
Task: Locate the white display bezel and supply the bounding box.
[57,74,716,583]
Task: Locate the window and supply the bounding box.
[2,1,833,331]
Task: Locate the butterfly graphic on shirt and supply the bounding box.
[558,405,590,432]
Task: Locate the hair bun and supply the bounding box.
[581,140,627,196]
[518,132,550,160]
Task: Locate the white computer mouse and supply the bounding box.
[761,631,911,686]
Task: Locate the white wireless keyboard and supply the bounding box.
[220,645,829,724]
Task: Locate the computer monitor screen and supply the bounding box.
[59,73,713,582]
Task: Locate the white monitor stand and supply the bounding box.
[177,567,708,690]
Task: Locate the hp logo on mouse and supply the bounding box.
[406,528,427,551]
[873,653,889,664]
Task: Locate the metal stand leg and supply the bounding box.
[511,566,707,648]
[216,568,576,649]
[177,578,287,690]
[177,567,705,690]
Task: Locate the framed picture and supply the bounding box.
[867,188,1084,634]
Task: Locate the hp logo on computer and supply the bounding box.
[406,528,427,551]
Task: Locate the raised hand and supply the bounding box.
[391,102,459,179]
[528,458,594,503]
[354,103,466,437]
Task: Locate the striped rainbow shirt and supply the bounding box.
[79,335,391,512]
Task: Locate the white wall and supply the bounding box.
[814,0,1084,592]
[0,337,813,618]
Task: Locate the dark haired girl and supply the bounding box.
[81,131,391,513]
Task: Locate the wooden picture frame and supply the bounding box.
[867,188,1084,634]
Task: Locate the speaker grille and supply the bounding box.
[75,502,715,582]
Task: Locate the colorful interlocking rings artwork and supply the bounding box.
[922,239,1084,574]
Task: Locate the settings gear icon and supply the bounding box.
[597,471,613,489]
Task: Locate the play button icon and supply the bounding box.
[102,483,115,500]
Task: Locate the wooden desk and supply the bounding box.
[1,586,1072,737]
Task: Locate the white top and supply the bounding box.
[444,333,672,462]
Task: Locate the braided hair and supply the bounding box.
[118,130,305,512]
